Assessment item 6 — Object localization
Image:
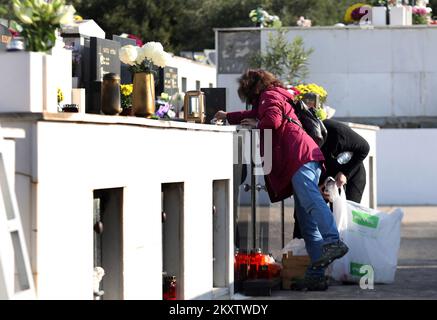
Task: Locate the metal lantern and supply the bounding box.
[183,90,205,123]
[101,73,121,115]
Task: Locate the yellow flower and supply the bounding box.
[57,88,64,104]
[120,84,133,96]
[296,83,328,102]
[315,107,328,121]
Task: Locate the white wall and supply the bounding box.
[349,124,378,208]
[377,129,437,205]
[218,26,437,117]
[170,56,216,92]
[1,115,234,300]
[217,74,243,113]
[268,26,437,118]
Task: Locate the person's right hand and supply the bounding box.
[214,110,227,121]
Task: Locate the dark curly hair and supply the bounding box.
[237,69,284,104]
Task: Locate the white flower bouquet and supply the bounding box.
[12,0,75,52]
[119,41,172,74]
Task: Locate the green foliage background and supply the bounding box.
[1,0,437,53]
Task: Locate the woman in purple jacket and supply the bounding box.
[215,69,348,290]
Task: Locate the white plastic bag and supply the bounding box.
[326,184,404,284]
[279,238,308,259]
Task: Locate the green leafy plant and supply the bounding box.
[12,0,75,52]
[249,28,314,85]
[370,0,387,6]
[0,5,7,18]
[249,7,282,28]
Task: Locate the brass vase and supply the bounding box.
[132,72,155,117]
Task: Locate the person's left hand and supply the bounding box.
[240,118,258,128]
[319,185,331,202]
[335,172,347,188]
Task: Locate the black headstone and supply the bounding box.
[201,88,226,124]
[89,37,121,82]
[156,66,178,97]
[85,37,121,114]
[0,24,12,51]
[112,35,137,84]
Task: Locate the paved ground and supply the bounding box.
[236,206,437,300]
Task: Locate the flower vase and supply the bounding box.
[0,52,44,112]
[371,6,387,26]
[132,72,155,118]
[390,6,408,26]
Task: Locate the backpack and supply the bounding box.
[283,99,328,148]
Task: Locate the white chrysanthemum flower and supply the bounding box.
[142,41,162,60]
[119,45,138,66]
[135,46,148,65]
[140,41,170,68]
[152,51,171,68]
[152,41,164,52]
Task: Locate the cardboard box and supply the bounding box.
[281,252,310,269]
[281,268,307,279]
[280,252,310,289]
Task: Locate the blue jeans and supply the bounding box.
[292,161,340,277]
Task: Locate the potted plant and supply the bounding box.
[119,42,171,118]
[0,0,75,113]
[249,30,314,86]
[120,84,133,116]
[412,5,432,24]
[389,0,415,26]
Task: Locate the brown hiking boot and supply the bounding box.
[311,240,349,269]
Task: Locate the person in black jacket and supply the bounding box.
[293,119,370,239]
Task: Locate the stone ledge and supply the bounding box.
[336,117,437,129]
[0,112,237,133]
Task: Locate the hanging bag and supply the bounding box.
[283,99,328,147]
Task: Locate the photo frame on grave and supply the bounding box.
[0,24,12,51]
